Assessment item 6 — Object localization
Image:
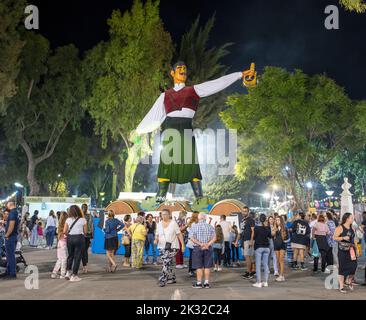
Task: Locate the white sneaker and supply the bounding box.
[69,275,82,282]
[252,282,263,288]
[176,265,184,269]
[183,264,188,268]
[324,268,331,274]
[65,271,72,280]
[214,267,218,272]
[262,282,269,287]
[274,272,280,277]
[217,267,222,271]
[51,273,58,279]
[59,275,66,280]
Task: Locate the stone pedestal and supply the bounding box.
[340,177,353,218]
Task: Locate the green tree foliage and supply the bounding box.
[221,67,360,211]
[340,0,366,13]
[322,148,366,199]
[83,0,173,192]
[3,33,86,195]
[0,0,26,113]
[177,15,233,127]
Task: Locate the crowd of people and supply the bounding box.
[1,201,366,294]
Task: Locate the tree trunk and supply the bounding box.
[27,161,40,196]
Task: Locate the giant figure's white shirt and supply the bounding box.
[136,72,242,134]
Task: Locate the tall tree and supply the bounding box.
[340,0,366,12]
[83,0,173,192]
[177,15,233,127]
[221,67,360,211]
[0,0,26,113]
[3,33,86,195]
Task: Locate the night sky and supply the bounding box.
[31,0,366,99]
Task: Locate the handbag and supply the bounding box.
[122,235,130,246]
[162,223,172,251]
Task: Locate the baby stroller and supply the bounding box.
[0,244,28,274]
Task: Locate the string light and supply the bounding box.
[0,192,17,206]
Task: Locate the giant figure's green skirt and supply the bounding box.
[158,117,202,184]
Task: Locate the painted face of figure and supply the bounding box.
[170,64,187,84]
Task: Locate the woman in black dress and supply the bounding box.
[333,212,358,293]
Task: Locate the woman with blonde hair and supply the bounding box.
[186,211,199,277]
[51,211,68,279]
[272,215,289,282]
[104,210,124,272]
[128,216,147,269]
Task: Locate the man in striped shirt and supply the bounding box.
[189,213,216,289]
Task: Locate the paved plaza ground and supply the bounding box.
[1,247,366,300]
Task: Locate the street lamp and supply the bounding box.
[263,192,271,200]
[325,190,334,197]
[326,190,334,209]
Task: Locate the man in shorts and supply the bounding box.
[189,213,216,289]
[241,206,256,279]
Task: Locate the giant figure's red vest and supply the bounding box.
[164,86,200,114]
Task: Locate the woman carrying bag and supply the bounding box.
[63,205,87,282]
[155,209,185,287]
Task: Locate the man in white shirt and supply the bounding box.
[219,215,232,267]
[136,61,256,203]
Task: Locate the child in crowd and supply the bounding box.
[37,221,44,248]
[230,225,240,267]
[213,225,224,272]
[51,212,68,279]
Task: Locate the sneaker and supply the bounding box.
[301,265,308,271]
[153,262,157,266]
[64,271,71,280]
[247,272,256,279]
[214,267,218,272]
[69,275,82,282]
[324,268,331,274]
[183,264,188,268]
[51,273,58,279]
[275,276,282,282]
[188,271,195,277]
[59,275,66,280]
[262,282,269,287]
[192,282,203,289]
[236,262,241,267]
[217,267,222,272]
[203,283,210,289]
[176,265,184,269]
[339,288,347,294]
[241,272,250,279]
[167,279,177,284]
[274,272,280,277]
[252,282,263,288]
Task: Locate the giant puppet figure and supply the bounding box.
[136,62,257,203]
